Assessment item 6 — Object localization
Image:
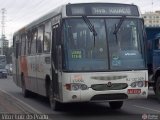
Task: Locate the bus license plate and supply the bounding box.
[127,89,141,94]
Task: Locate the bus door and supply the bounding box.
[29,30,38,93]
[51,24,62,99]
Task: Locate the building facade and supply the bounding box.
[0,37,9,54]
[3,39,9,48]
[0,38,9,48]
[142,11,160,27]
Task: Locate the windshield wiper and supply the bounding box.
[113,15,126,35]
[82,16,97,47]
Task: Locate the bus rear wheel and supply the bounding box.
[109,101,123,109]
[49,83,61,111]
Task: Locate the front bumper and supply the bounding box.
[62,87,148,103]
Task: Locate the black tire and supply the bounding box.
[156,77,160,101]
[21,75,30,98]
[109,101,123,109]
[49,82,62,111]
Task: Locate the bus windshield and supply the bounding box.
[63,18,145,71]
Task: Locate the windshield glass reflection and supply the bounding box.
[63,18,145,71]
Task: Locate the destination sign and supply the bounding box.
[66,3,139,16]
[92,7,131,15]
[71,7,85,15]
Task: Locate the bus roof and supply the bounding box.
[14,2,139,35]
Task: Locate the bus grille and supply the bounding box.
[91,83,128,91]
[90,93,128,101]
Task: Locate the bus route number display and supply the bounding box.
[71,50,82,59]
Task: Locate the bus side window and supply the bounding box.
[13,36,16,57]
[16,42,19,59]
[26,35,28,55]
[37,25,44,53]
[15,35,20,58]
[21,34,26,56]
[27,32,31,55]
[44,21,51,53]
[18,36,21,56]
[31,29,38,55]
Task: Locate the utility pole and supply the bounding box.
[1,8,6,55]
[152,0,154,12]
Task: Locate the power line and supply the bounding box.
[10,0,46,22]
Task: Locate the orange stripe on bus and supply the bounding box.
[20,56,28,77]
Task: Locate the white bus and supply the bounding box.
[12,3,148,111]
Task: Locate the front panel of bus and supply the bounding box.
[58,3,148,102]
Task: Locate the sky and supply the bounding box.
[0,0,160,46]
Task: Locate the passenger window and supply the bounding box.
[27,32,31,55]
[37,26,44,53]
[17,35,21,56]
[21,34,26,55]
[31,29,37,54]
[44,21,51,52]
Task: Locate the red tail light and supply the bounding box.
[65,84,71,90]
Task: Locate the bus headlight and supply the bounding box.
[71,84,80,91]
[130,82,136,88]
[80,84,88,90]
[137,81,144,87]
[130,81,144,88]
[65,83,88,91]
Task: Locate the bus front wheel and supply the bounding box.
[49,83,61,111]
[109,101,123,109]
[21,76,30,98]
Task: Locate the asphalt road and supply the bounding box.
[0,76,160,120]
